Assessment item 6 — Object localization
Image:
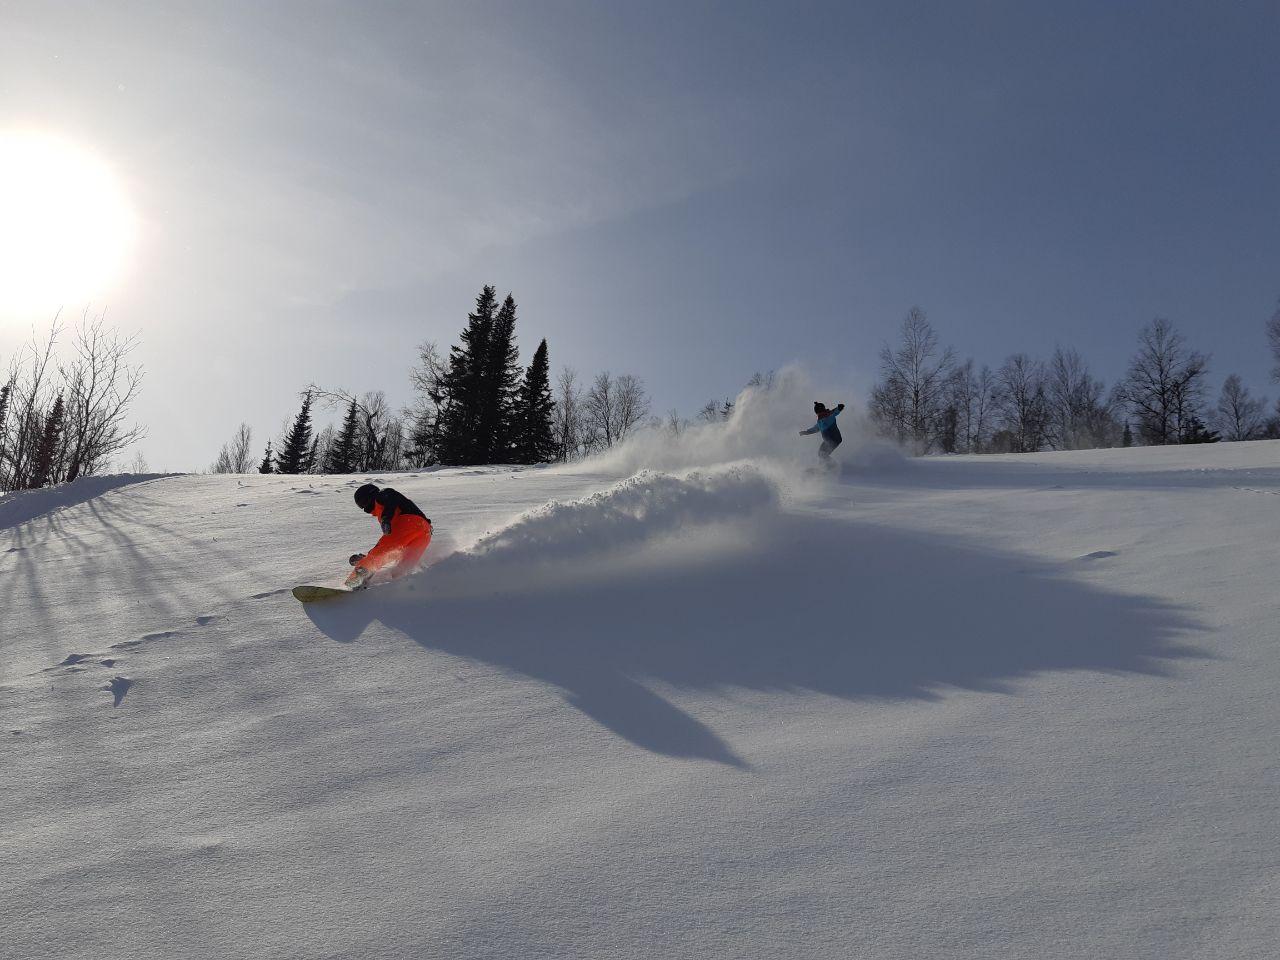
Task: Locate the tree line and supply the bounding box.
[0,313,145,490]
[868,302,1280,454]
[219,285,653,474]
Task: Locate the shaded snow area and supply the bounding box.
[0,472,176,529]
[6,439,1280,957]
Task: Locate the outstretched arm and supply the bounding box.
[799,423,819,435]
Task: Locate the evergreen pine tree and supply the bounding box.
[511,339,557,463]
[276,392,315,474]
[325,399,361,473]
[1180,415,1221,444]
[435,286,499,465]
[258,441,274,474]
[30,394,65,489]
[305,434,320,473]
[477,293,521,462]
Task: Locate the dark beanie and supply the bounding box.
[813,401,825,415]
[354,484,379,510]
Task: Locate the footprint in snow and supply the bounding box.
[1079,550,1118,561]
[194,615,218,626]
[104,676,133,707]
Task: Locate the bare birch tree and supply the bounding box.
[869,307,955,452]
[58,314,145,482]
[554,367,582,462]
[1115,319,1209,445]
[406,340,448,465]
[584,371,649,450]
[943,360,998,454]
[2,320,61,490]
[615,374,650,441]
[1213,374,1267,441]
[666,410,687,437]
[211,422,254,473]
[1045,346,1112,450]
[994,353,1051,453]
[583,372,618,450]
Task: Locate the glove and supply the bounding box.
[348,553,366,566]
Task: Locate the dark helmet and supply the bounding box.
[354,483,379,512]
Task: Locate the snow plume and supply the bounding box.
[592,363,903,476]
[426,465,779,596]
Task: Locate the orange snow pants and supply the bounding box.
[360,514,432,581]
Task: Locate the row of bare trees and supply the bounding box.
[870,304,1280,454]
[550,369,651,460]
[0,314,145,490]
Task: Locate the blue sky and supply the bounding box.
[1,0,1277,468]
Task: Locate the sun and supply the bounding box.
[0,131,138,317]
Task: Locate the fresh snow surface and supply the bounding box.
[5,429,1280,958]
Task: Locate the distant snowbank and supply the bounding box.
[425,465,780,597]
[0,473,177,531]
[591,363,904,476]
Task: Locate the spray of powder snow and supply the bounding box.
[589,363,904,479]
[416,367,903,599]
[425,466,779,597]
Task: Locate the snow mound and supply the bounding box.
[594,363,904,476]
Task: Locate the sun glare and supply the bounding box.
[0,131,138,317]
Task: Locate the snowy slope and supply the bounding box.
[5,432,1280,959]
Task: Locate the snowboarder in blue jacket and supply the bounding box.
[800,401,845,460]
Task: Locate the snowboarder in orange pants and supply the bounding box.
[346,483,433,588]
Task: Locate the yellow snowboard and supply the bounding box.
[292,584,355,603]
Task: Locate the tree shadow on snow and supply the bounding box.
[0,474,174,532]
[302,513,1208,768]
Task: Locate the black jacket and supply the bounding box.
[374,487,429,533]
